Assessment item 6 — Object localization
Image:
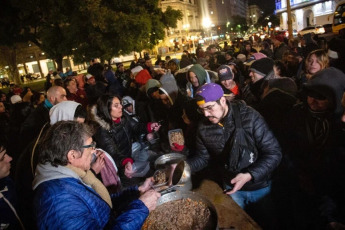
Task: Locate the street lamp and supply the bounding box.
[202,17,212,43]
[268,22,272,36]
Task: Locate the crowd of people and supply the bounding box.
[1,32,345,229]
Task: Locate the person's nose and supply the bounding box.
[204,110,211,117]
[6,154,12,162]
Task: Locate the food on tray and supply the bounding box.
[142,198,211,230]
[169,130,184,146]
[153,170,167,185]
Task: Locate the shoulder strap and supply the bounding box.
[231,102,242,129]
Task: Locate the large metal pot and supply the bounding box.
[157,191,218,230]
[171,160,192,191]
[154,153,186,168]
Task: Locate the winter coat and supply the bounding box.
[90,107,147,170]
[0,177,24,230]
[187,101,282,191]
[33,164,148,230]
[20,100,51,150]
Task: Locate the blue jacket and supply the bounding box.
[33,164,148,230]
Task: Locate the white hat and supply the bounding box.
[131,66,143,77]
[10,95,22,104]
[85,74,94,80]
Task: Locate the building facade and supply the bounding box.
[275,0,341,31]
[159,0,201,33]
[247,4,262,26]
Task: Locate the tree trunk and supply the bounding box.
[0,46,21,85]
[55,56,63,72]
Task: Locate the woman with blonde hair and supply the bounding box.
[297,49,329,89]
[305,49,329,79]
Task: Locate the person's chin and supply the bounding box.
[208,117,219,123]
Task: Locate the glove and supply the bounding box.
[171,143,184,152]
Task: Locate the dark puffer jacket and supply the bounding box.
[187,101,282,191]
[91,106,147,171]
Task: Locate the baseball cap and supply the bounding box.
[217,65,234,81]
[195,83,224,105]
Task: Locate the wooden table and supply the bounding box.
[193,180,262,230]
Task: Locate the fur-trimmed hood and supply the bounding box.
[90,105,112,131]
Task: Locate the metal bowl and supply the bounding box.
[157,191,218,229]
[154,153,186,169]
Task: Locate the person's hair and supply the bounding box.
[31,92,45,106]
[63,78,74,89]
[38,121,93,167]
[274,60,287,77]
[54,79,63,87]
[74,104,87,119]
[96,94,121,124]
[305,49,329,74]
[9,102,32,124]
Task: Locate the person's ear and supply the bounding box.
[67,150,78,164]
[220,97,226,106]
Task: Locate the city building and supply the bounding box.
[247,4,262,26]
[275,0,341,31]
[159,0,201,53]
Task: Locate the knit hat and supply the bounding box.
[250,58,274,77]
[135,69,152,86]
[131,66,143,77]
[195,83,224,105]
[244,52,267,66]
[10,95,22,104]
[217,65,234,81]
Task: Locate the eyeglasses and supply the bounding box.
[197,102,218,114]
[82,141,96,150]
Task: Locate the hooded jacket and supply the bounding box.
[33,163,148,230]
[286,68,345,189]
[49,101,80,125]
[159,71,179,106]
[186,64,213,98]
[144,79,161,97]
[304,67,345,118]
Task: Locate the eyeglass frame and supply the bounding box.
[82,141,96,150]
[197,99,220,114]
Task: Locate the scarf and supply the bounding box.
[66,165,112,208]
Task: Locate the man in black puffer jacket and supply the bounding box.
[187,83,282,229]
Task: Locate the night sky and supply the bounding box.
[249,0,276,14]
